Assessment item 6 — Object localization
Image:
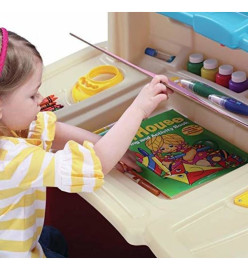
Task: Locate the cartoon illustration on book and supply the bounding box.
[135,133,244,185]
[128,109,248,198]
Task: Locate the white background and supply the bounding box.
[0,11,108,66]
[0,1,243,66]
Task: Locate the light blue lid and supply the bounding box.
[158,12,248,52]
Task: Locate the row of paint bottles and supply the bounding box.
[187,53,248,93]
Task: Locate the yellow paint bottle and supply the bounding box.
[201,59,218,82]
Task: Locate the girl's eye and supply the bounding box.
[31,93,39,100]
[169,144,174,148]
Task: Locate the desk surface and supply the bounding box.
[40,45,248,258]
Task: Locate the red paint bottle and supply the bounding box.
[215,65,233,88]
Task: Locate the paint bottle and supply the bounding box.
[187,53,204,76]
[201,59,218,82]
[229,71,248,93]
[215,65,233,88]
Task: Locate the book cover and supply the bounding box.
[128,109,248,198]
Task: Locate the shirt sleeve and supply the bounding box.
[0,139,104,193]
[28,111,57,151]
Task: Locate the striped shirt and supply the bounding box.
[0,112,104,257]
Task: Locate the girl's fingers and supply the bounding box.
[153,82,167,93]
[166,88,174,95]
[153,93,169,104]
[150,75,168,86]
[115,162,125,173]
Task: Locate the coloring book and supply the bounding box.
[127,109,248,198]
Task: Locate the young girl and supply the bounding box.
[0,28,172,257]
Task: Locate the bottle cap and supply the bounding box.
[203,59,218,69]
[145,47,157,57]
[219,64,233,75]
[231,71,247,83]
[189,53,203,63]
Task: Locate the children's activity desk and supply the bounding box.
[40,13,248,257]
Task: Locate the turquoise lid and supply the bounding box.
[158,12,248,52]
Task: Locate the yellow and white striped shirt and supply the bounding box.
[0,112,104,257]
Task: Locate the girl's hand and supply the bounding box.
[115,149,142,173]
[130,75,173,119]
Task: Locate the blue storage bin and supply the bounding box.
[159,12,248,52]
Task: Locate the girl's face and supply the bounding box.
[0,60,44,131]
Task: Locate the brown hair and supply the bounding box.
[0,30,43,136]
[0,30,43,95]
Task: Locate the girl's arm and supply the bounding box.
[94,75,172,174]
[53,119,141,172]
[52,75,172,175]
[53,122,101,150]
